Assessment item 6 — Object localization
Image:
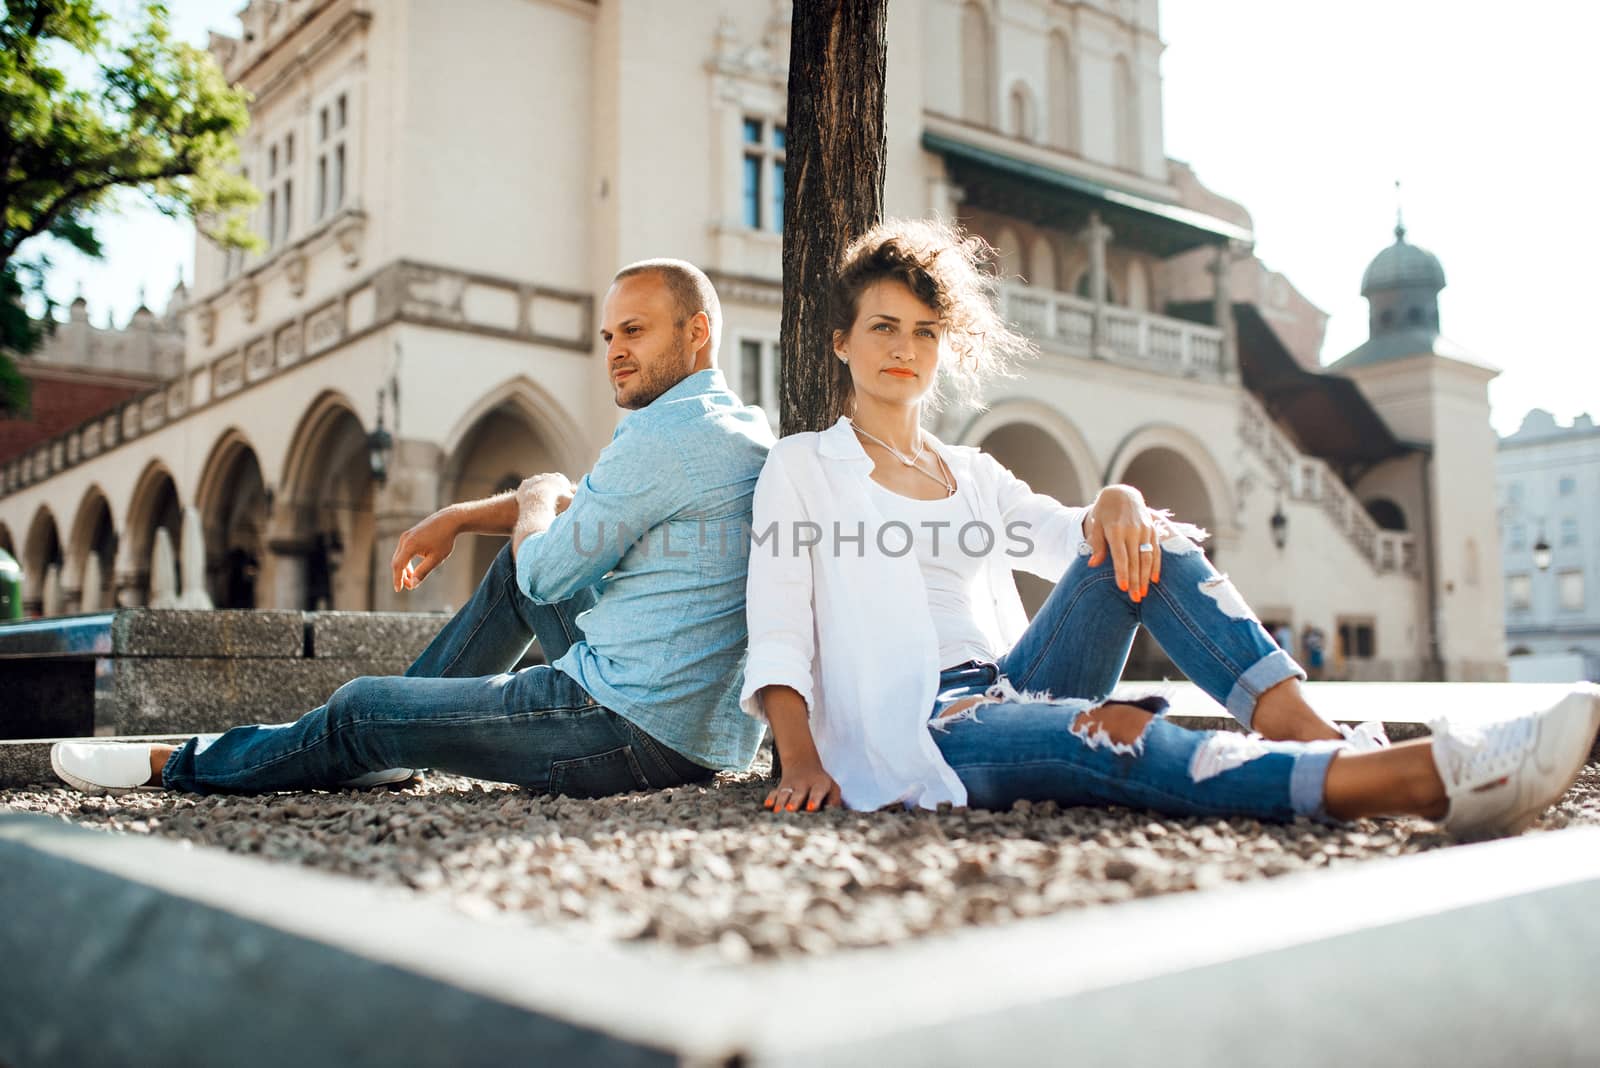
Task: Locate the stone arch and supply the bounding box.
[1364,496,1408,532]
[1007,80,1037,142]
[440,374,588,480]
[438,390,572,612]
[1114,53,1140,171]
[196,428,271,608]
[122,460,184,607]
[1104,424,1232,538]
[1048,30,1079,152]
[992,225,1026,283]
[279,390,376,611]
[22,505,63,615]
[66,484,118,612]
[958,401,1099,619]
[0,520,14,558]
[1028,233,1059,291]
[960,1,996,127]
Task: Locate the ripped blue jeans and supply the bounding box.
[930,536,1342,820]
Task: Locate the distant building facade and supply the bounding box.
[1498,410,1600,682]
[0,0,1505,680]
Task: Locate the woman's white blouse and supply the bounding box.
[740,417,1089,810]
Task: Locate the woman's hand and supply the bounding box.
[1085,484,1161,602]
[763,760,842,813]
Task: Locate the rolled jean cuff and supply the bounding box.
[1224,648,1307,729]
[1288,741,1343,819]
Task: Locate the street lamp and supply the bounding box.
[1270,502,1288,550]
[1532,530,1552,572]
[367,386,394,486]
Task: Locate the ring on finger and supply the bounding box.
[1137,543,1154,553]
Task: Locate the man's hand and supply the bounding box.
[391,508,462,593]
[1084,484,1161,602]
[511,473,576,558]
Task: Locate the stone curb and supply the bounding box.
[1,813,1598,1065]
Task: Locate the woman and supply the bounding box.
[740,218,1598,839]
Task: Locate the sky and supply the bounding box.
[30,0,1600,437]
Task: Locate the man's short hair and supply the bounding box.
[613,259,722,357]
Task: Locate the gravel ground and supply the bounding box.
[5,758,1599,962]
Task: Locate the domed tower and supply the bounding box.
[1361,218,1445,336]
[1333,211,1505,681]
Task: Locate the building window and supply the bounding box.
[1559,570,1585,612]
[263,131,295,249]
[1557,570,1584,612]
[735,337,779,425]
[1507,522,1526,551]
[742,116,785,233]
[1507,573,1531,612]
[1337,618,1376,660]
[316,90,350,222]
[1559,476,1576,496]
[1506,481,1524,506]
[1562,517,1579,546]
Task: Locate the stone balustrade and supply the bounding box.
[1002,283,1226,380]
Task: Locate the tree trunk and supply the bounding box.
[780,0,889,437]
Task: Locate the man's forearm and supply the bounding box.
[446,493,521,537]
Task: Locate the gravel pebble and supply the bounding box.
[5,758,1598,961]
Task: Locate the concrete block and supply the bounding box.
[0,661,95,739]
[0,814,673,1067]
[113,658,411,735]
[2,814,1599,1066]
[307,610,448,662]
[111,610,305,659]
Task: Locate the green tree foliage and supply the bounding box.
[0,0,258,414]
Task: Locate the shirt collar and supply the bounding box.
[652,367,726,406]
[819,414,968,468]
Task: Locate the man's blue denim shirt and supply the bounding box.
[515,368,774,770]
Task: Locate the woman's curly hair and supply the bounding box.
[829,217,1033,418]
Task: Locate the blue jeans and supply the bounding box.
[931,538,1342,820]
[162,545,714,796]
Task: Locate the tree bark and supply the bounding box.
[781,0,889,437]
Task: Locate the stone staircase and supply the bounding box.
[1238,391,1417,575]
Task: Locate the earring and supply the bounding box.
[838,355,848,364]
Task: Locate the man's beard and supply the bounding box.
[618,341,690,410]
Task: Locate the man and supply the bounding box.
[52,260,774,797]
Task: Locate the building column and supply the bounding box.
[371,438,449,614]
[1080,212,1112,357]
[1209,241,1240,379]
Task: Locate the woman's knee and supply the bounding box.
[1071,703,1155,752]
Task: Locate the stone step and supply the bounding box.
[2,811,1597,1065]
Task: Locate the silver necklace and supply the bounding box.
[851,421,956,496]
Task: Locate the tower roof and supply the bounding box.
[1360,222,1446,296]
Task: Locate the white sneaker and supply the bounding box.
[1338,720,1392,752]
[340,768,417,789]
[1431,684,1600,841]
[51,742,163,794]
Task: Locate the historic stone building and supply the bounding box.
[1498,410,1600,682]
[0,0,1506,680]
